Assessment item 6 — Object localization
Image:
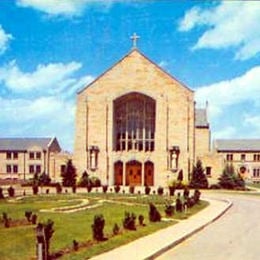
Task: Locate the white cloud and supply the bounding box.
[0,96,75,151]
[179,2,260,60]
[17,0,91,17]
[0,59,94,150]
[16,0,125,17]
[196,66,260,120]
[213,126,237,140]
[0,25,13,55]
[0,61,82,94]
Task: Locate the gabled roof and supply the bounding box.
[0,137,59,151]
[215,139,260,152]
[77,48,193,94]
[195,109,209,128]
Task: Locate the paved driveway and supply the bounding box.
[157,192,260,260]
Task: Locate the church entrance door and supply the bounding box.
[145,161,154,186]
[114,161,123,185]
[126,160,142,186]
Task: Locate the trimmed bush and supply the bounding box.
[92,214,105,241]
[113,223,120,235]
[7,186,15,197]
[102,185,108,193]
[145,186,151,195]
[123,212,136,230]
[56,183,62,194]
[2,212,10,228]
[32,184,39,195]
[114,185,120,193]
[138,214,145,226]
[157,186,164,195]
[25,211,32,222]
[149,203,161,222]
[0,187,4,199]
[73,240,79,251]
[183,187,190,198]
[31,214,37,224]
[168,186,175,196]
[165,203,174,217]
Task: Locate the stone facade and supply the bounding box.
[74,49,209,187]
[0,137,68,182]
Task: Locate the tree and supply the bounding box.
[61,159,77,187]
[189,159,208,189]
[38,172,51,186]
[218,164,245,189]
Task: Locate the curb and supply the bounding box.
[145,198,233,260]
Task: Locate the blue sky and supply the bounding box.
[0,0,259,151]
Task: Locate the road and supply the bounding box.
[157,193,260,260]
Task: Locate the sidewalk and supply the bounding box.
[91,197,232,260]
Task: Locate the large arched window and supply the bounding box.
[113,92,156,152]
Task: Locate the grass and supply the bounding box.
[0,192,208,259]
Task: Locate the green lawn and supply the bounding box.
[0,193,208,259]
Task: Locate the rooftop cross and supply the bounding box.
[130,33,140,49]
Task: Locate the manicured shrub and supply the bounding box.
[189,159,208,189]
[92,214,105,241]
[138,214,145,226]
[87,185,92,193]
[7,186,15,197]
[114,185,120,193]
[129,186,135,194]
[168,186,175,196]
[32,184,39,195]
[165,203,174,217]
[157,186,164,195]
[145,186,151,195]
[149,203,161,222]
[123,212,136,230]
[176,193,183,212]
[0,187,4,199]
[113,223,120,235]
[46,189,49,194]
[102,185,108,193]
[25,211,32,222]
[56,183,62,194]
[183,187,190,199]
[2,212,10,228]
[31,214,37,225]
[73,240,79,251]
[194,189,201,204]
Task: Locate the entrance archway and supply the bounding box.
[145,161,154,186]
[114,161,123,185]
[126,160,142,186]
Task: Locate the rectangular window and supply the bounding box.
[241,154,246,161]
[29,165,34,173]
[254,154,260,161]
[6,152,12,159]
[13,165,18,173]
[29,152,34,160]
[6,165,12,173]
[13,152,18,159]
[226,154,233,161]
[36,152,41,160]
[36,165,41,173]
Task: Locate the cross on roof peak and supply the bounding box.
[130,33,140,49]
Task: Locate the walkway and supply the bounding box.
[91,196,231,260]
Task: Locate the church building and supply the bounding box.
[74,36,210,187]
